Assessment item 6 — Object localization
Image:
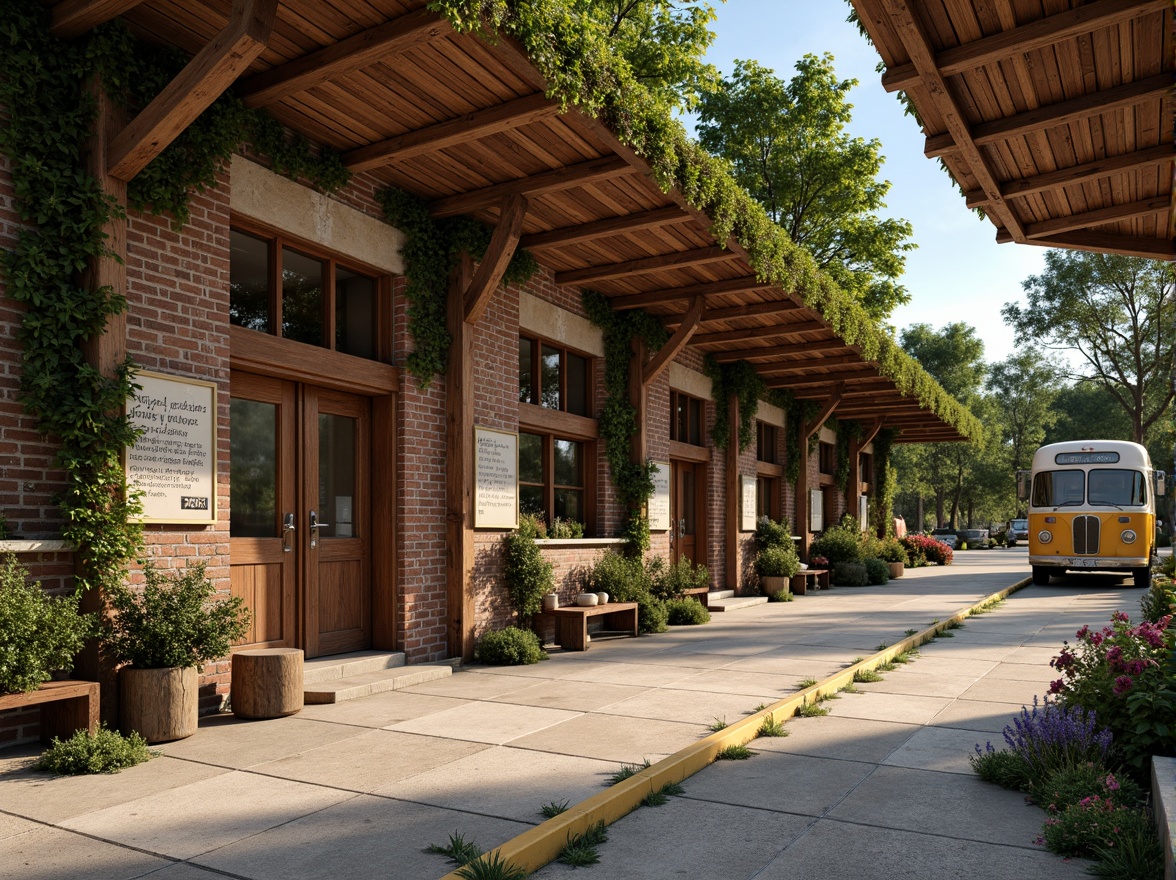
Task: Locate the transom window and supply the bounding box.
[670,391,705,446]
[518,336,590,416]
[519,432,586,525]
[757,422,778,464]
[818,441,836,476]
[230,228,385,361]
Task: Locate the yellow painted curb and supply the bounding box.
[438,576,1033,879]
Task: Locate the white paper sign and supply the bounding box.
[649,461,671,531]
[809,488,824,533]
[859,494,869,530]
[475,427,518,528]
[126,371,217,523]
[740,475,757,532]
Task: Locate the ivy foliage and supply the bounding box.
[869,428,898,537]
[769,389,821,484]
[428,0,981,442]
[704,357,763,452]
[833,418,864,491]
[378,187,538,386]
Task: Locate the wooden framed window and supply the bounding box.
[819,441,836,476]
[756,475,780,520]
[756,421,778,464]
[670,391,705,446]
[229,226,391,362]
[519,431,591,529]
[518,336,591,417]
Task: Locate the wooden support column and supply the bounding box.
[724,393,740,591]
[848,421,882,528]
[792,383,844,559]
[445,254,476,661]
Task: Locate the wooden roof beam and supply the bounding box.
[108,0,276,181]
[804,383,845,438]
[520,206,690,251]
[690,321,827,346]
[343,93,560,171]
[643,297,704,385]
[995,228,1176,261]
[881,0,1169,93]
[758,355,866,376]
[709,339,852,363]
[430,156,633,218]
[879,0,1028,242]
[610,277,773,310]
[50,0,146,39]
[239,8,451,107]
[693,299,804,324]
[554,246,734,285]
[463,195,527,324]
[765,367,878,388]
[1024,196,1170,240]
[965,144,1176,207]
[788,378,895,395]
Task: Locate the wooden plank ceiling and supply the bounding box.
[850,0,1175,261]
[101,0,981,442]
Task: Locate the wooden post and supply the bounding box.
[795,418,810,560]
[445,254,476,661]
[724,393,739,591]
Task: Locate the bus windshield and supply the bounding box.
[1088,469,1146,506]
[1032,470,1084,507]
[1032,468,1146,507]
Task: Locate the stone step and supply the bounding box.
[304,663,455,705]
[706,590,735,602]
[303,650,407,684]
[707,595,769,613]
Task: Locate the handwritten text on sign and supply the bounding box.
[475,427,518,528]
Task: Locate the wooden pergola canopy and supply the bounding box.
[88,0,979,441]
[850,0,1175,261]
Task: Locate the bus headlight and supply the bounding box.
[1038,530,1053,543]
[1121,530,1137,544]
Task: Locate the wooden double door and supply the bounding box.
[229,372,371,658]
[670,460,706,567]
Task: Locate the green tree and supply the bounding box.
[695,54,915,320]
[988,349,1060,474]
[1003,252,1174,444]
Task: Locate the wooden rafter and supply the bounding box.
[429,156,632,218]
[1021,196,1170,240]
[107,0,276,181]
[875,0,1028,242]
[709,339,851,363]
[964,144,1175,207]
[766,367,878,388]
[690,321,827,346]
[520,206,689,250]
[50,0,146,39]
[343,93,559,172]
[643,296,703,385]
[463,195,528,324]
[789,378,895,395]
[804,383,845,437]
[239,8,452,107]
[694,300,804,324]
[994,229,1176,260]
[757,355,865,376]
[609,277,772,310]
[881,0,1169,93]
[554,246,733,285]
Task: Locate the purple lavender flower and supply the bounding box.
[1002,697,1112,776]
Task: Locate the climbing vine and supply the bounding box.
[833,419,864,491]
[0,3,352,594]
[869,428,899,538]
[583,289,667,553]
[769,390,821,485]
[378,187,538,386]
[703,357,763,452]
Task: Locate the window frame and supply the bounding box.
[669,390,706,447]
[518,334,593,417]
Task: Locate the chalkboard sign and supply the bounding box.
[475,427,518,528]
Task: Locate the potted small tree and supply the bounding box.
[754,517,800,596]
[104,561,249,743]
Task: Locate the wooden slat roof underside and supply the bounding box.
[109,0,987,442]
[850,0,1175,261]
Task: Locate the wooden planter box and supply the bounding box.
[887,562,904,579]
[759,575,790,596]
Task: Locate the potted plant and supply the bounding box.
[104,561,250,743]
[756,545,800,596]
[874,536,908,579]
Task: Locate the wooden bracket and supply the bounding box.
[859,419,882,448]
[804,382,844,438]
[463,194,528,324]
[642,296,703,385]
[50,0,146,39]
[107,0,277,181]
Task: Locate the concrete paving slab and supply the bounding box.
[930,698,1026,734]
[400,670,544,699]
[661,667,797,698]
[983,662,1058,683]
[507,713,698,764]
[192,793,530,880]
[1003,645,1068,665]
[753,819,1090,880]
[155,715,367,769]
[749,713,919,764]
[553,659,696,688]
[530,796,810,880]
[250,729,487,790]
[386,700,580,745]
[60,771,355,859]
[825,689,953,725]
[484,678,645,712]
[881,725,991,775]
[596,685,776,727]
[0,813,37,841]
[295,689,466,727]
[720,652,851,678]
[960,676,1048,705]
[125,863,225,880]
[376,745,618,822]
[0,824,172,880]
[680,750,876,816]
[857,669,982,698]
[0,755,226,823]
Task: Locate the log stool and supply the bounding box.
[231,648,304,719]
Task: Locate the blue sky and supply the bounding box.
[687,0,1046,365]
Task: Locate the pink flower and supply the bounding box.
[1112,611,1129,623]
[1048,678,1064,694]
[1112,675,1134,695]
[1105,774,1119,792]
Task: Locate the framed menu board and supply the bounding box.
[740,475,757,531]
[475,427,518,528]
[126,371,217,524]
[648,461,671,531]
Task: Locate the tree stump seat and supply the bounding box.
[231,648,304,719]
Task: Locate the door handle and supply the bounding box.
[679,518,687,538]
[309,509,330,549]
[282,513,295,553]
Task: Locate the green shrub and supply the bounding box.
[502,515,554,624]
[862,558,889,585]
[809,516,862,564]
[638,596,669,634]
[766,589,793,602]
[103,562,249,669]
[547,517,584,539]
[651,557,709,600]
[1041,797,1154,859]
[0,555,96,694]
[755,544,799,578]
[969,746,1030,791]
[35,726,155,774]
[476,627,547,665]
[1140,579,1176,624]
[1031,764,1144,813]
[665,598,710,625]
[754,517,791,551]
[584,552,666,633]
[873,536,908,564]
[831,562,868,586]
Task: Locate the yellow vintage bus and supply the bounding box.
[1017,440,1166,588]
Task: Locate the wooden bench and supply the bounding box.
[681,587,710,607]
[790,569,831,595]
[0,680,99,741]
[532,601,639,651]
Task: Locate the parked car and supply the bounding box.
[929,528,959,549]
[963,528,989,548]
[1006,519,1029,547]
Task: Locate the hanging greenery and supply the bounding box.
[768,389,821,485]
[833,419,864,491]
[0,3,353,595]
[378,187,538,386]
[583,290,667,553]
[869,428,899,537]
[703,357,763,452]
